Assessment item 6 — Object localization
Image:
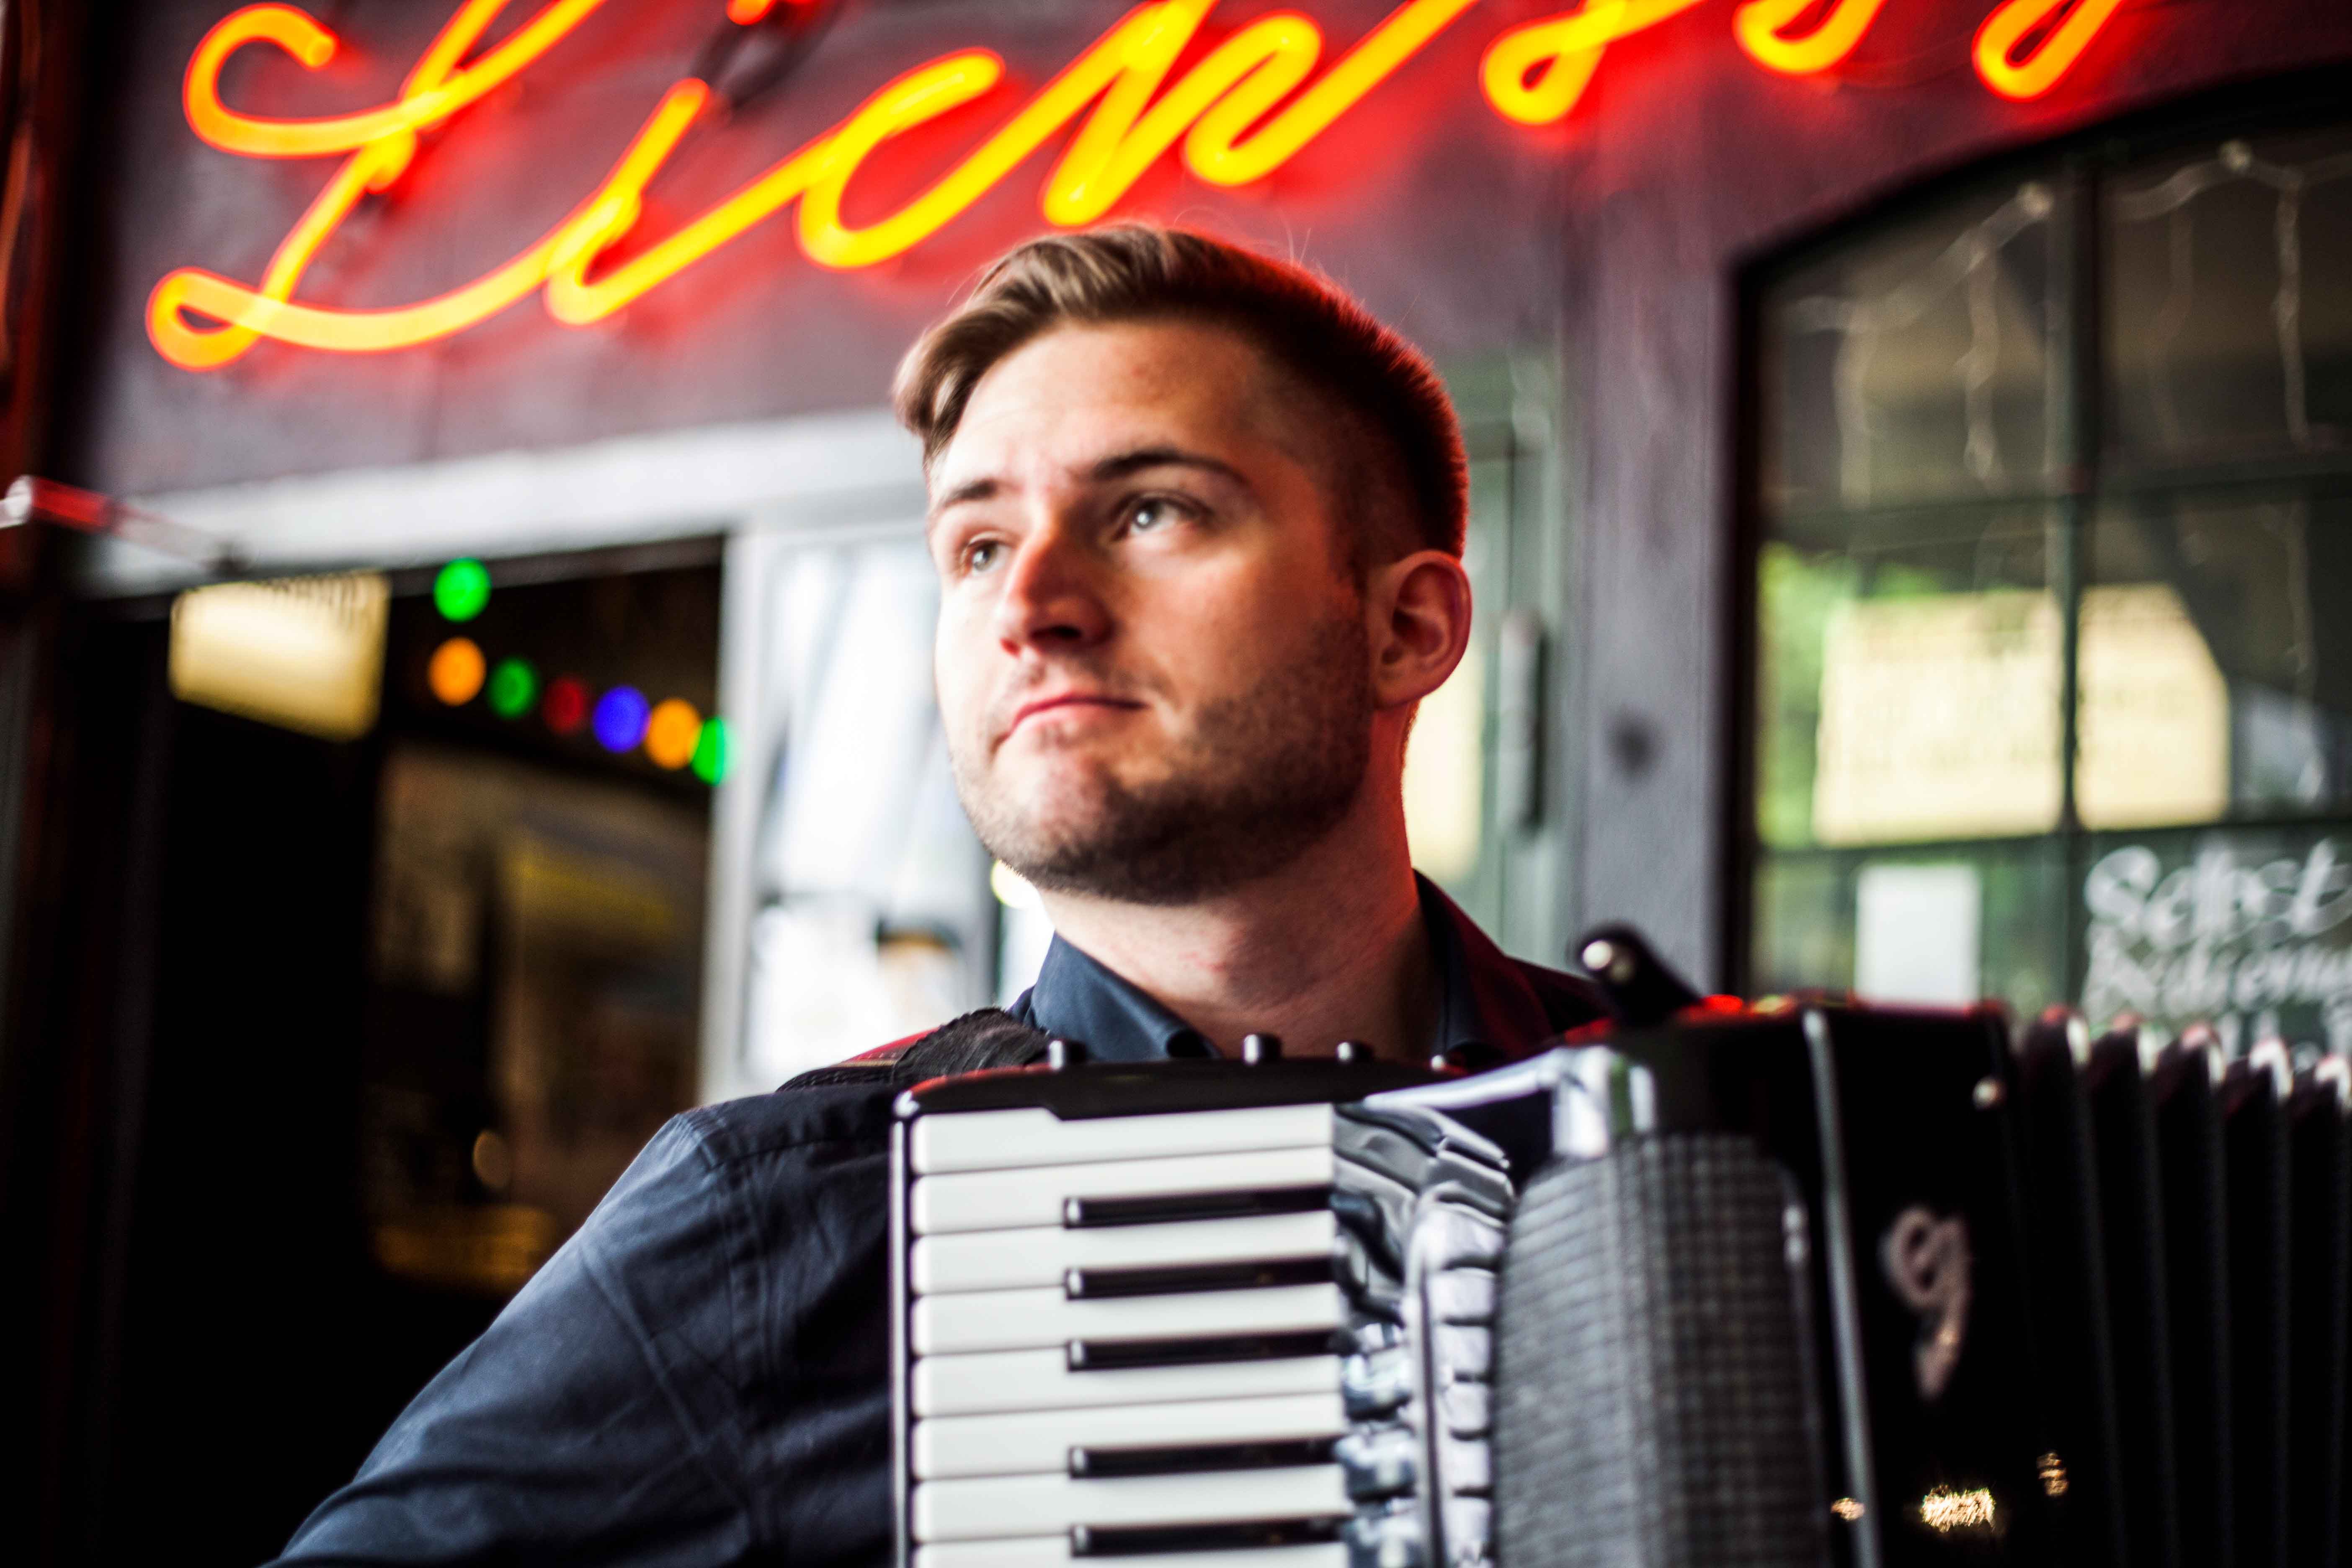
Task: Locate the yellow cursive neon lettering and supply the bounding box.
[151,0,2155,369]
[184,0,609,157]
[1734,0,1888,75]
[1480,0,1705,126]
[1973,0,2128,100]
[153,81,707,357]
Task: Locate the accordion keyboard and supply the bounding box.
[898,1077,1512,1568]
[906,1101,1355,1568]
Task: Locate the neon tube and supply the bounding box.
[1973,0,2129,100]
[151,81,708,361]
[1480,0,1706,126]
[1734,0,1888,75]
[152,0,2154,369]
[183,0,609,157]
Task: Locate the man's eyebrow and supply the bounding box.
[1088,446,1249,488]
[926,476,999,531]
[926,447,1251,532]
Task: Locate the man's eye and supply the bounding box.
[962,539,1004,574]
[1126,497,1184,533]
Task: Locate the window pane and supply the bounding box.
[2082,487,2352,822]
[2105,126,2352,467]
[1756,509,2059,848]
[1751,841,2067,1015]
[2080,823,2352,1055]
[1762,179,2061,513]
[740,541,994,1085]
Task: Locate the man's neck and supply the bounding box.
[1036,794,1434,1060]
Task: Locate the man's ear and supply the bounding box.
[1367,549,1472,712]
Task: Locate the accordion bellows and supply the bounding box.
[1493,1138,1827,1568]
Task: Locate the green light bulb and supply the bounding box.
[434,558,491,622]
[691,716,730,784]
[487,657,538,719]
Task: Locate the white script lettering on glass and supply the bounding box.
[2083,839,2352,1053]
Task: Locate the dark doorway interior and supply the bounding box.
[8,544,721,1568]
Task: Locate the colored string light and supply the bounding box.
[433,557,491,622]
[691,717,731,785]
[644,698,702,769]
[487,656,539,718]
[542,674,591,735]
[593,685,650,752]
[428,636,486,704]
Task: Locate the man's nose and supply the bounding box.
[991,529,1110,653]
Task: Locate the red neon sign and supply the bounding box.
[152,0,2137,369]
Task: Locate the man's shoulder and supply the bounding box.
[642,1008,1050,1180]
[667,1078,903,1173]
[776,1006,1055,1094]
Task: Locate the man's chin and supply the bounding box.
[988,750,1157,817]
[979,806,1127,878]
[965,768,1179,898]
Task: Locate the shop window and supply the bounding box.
[717,534,998,1090]
[1749,114,2352,1057]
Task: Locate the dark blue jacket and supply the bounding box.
[268,881,1602,1566]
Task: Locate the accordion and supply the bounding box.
[890,970,2352,1568]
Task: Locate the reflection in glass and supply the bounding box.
[1749,841,2066,1016]
[1813,588,2062,844]
[1853,863,1981,1006]
[1764,181,2058,512]
[2106,129,2352,466]
[2073,583,2229,828]
[1755,512,2055,848]
[2086,492,2352,817]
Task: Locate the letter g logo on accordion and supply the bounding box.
[1881,1206,1973,1403]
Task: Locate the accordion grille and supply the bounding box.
[1492,1135,1827,1568]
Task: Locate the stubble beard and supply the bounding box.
[953,608,1375,908]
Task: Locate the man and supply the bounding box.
[268,224,1603,1566]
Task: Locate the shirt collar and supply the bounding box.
[1010,874,1551,1063]
[1015,934,1217,1062]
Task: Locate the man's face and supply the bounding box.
[927,318,1376,905]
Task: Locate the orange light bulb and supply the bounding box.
[644,698,703,769]
[428,637,487,705]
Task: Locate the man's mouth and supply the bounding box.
[1007,692,1145,735]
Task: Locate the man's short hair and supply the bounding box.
[893,224,1467,569]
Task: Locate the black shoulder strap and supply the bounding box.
[779,1007,1053,1091]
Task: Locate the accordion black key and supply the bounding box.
[890,1005,2352,1568]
